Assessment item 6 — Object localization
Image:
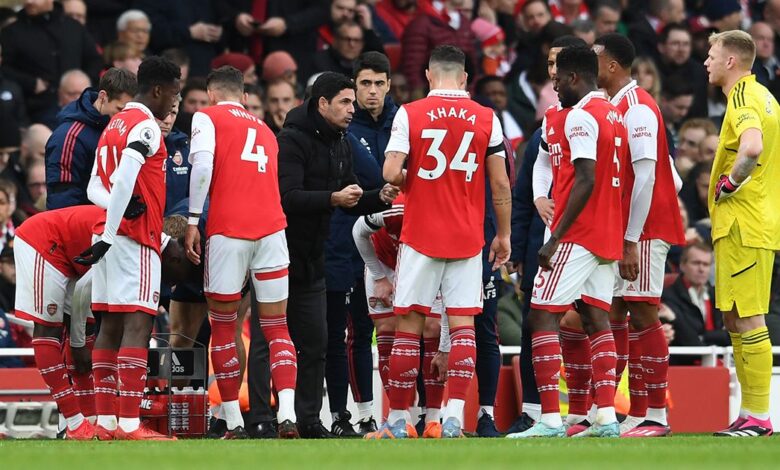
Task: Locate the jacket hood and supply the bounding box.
[283,98,345,142]
[58,88,109,129]
[352,96,398,129]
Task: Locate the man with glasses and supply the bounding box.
[314,21,367,77]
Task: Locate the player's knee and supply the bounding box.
[375,318,396,336]
[423,317,441,338]
[33,323,63,339]
[735,313,766,334]
[559,310,582,330]
[628,306,659,330]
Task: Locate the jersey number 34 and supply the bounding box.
[418,129,478,182]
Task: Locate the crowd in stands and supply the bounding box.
[1,0,780,364]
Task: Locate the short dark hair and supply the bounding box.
[594,33,636,69]
[161,48,190,67]
[245,84,264,99]
[99,67,138,100]
[659,22,690,44]
[207,66,244,95]
[181,77,207,99]
[555,45,598,83]
[335,20,362,38]
[522,0,551,13]
[353,51,391,79]
[594,0,621,16]
[311,72,356,103]
[538,21,575,46]
[475,75,504,96]
[551,35,587,50]
[429,45,466,69]
[137,56,181,93]
[662,75,694,99]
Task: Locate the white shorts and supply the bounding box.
[613,239,670,304]
[204,230,289,303]
[365,261,443,319]
[91,235,161,316]
[394,243,482,316]
[531,242,616,313]
[14,236,75,327]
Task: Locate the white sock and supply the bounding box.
[443,399,465,423]
[331,412,340,422]
[426,408,441,423]
[540,412,562,428]
[66,413,85,431]
[739,409,749,419]
[409,406,421,419]
[357,401,373,422]
[595,406,617,425]
[118,417,140,433]
[277,389,296,423]
[478,406,494,419]
[587,403,598,422]
[645,407,667,426]
[565,414,588,426]
[222,400,244,430]
[388,409,407,425]
[97,415,117,431]
[86,416,96,425]
[522,403,541,422]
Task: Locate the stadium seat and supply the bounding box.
[385,44,401,71]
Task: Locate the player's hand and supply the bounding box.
[35,78,48,94]
[714,174,749,202]
[123,195,147,220]
[371,277,394,308]
[74,240,111,266]
[488,235,511,270]
[235,13,256,36]
[534,197,555,226]
[430,351,449,382]
[331,184,363,208]
[379,183,399,204]
[537,236,559,271]
[619,240,639,282]
[258,17,287,37]
[184,225,202,265]
[70,345,92,374]
[662,323,675,344]
[355,4,373,29]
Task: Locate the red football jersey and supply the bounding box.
[368,193,405,269]
[15,205,106,278]
[612,82,685,245]
[190,102,286,239]
[386,90,505,259]
[95,102,166,253]
[544,91,626,260]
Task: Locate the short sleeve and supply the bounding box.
[125,118,162,163]
[565,108,599,161]
[624,104,658,162]
[732,94,762,138]
[487,113,506,158]
[385,106,410,155]
[189,111,216,161]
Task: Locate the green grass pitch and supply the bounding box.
[2,437,780,470]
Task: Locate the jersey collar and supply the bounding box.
[217,101,243,107]
[573,90,607,109]
[609,80,638,106]
[428,89,470,99]
[123,102,155,120]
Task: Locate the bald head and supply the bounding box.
[21,124,52,163]
[59,69,91,106]
[750,22,775,61]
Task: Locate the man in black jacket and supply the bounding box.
[277,72,397,438]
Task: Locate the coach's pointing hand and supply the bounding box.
[619,241,639,282]
[184,225,201,265]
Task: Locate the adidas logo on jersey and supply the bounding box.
[275,350,295,358]
[455,357,475,367]
[101,375,117,385]
[224,357,240,368]
[401,368,419,378]
[548,127,555,136]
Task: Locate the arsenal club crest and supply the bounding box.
[173,150,183,166]
[153,291,159,303]
[47,303,58,316]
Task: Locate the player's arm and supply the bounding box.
[487,113,512,269]
[351,213,386,281]
[87,157,110,209]
[715,100,764,200]
[383,106,410,187]
[533,116,555,226]
[187,112,216,223]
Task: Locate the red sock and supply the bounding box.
[33,337,81,418]
[260,315,297,391]
[376,332,394,393]
[560,326,591,416]
[447,326,477,401]
[209,309,241,402]
[610,319,629,381]
[92,348,118,418]
[117,347,148,419]
[636,321,669,410]
[531,332,562,414]
[422,336,444,410]
[589,330,617,409]
[628,331,648,417]
[64,335,96,418]
[387,331,421,410]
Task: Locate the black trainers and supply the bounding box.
[330,411,359,437]
[476,412,502,437]
[415,414,426,437]
[222,425,249,439]
[207,417,227,439]
[277,420,299,439]
[248,421,277,439]
[505,412,536,434]
[299,421,336,439]
[356,418,378,436]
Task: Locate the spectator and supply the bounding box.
[390,71,410,104]
[102,41,143,76]
[264,79,299,135]
[472,18,511,77]
[750,22,780,93]
[475,75,524,150]
[0,247,15,319]
[0,183,13,252]
[84,0,132,46]
[627,0,685,61]
[631,56,662,102]
[318,0,384,54]
[314,21,366,76]
[262,51,299,89]
[550,0,589,25]
[674,118,718,178]
[663,243,729,363]
[766,0,780,57]
[20,124,51,165]
[244,84,264,120]
[497,272,523,346]
[176,77,209,134]
[0,0,102,122]
[0,46,29,135]
[374,0,417,43]
[211,52,258,86]
[159,98,190,215]
[656,23,708,119]
[62,0,87,26]
[659,75,695,151]
[571,18,596,46]
[23,158,46,214]
[40,69,94,129]
[276,72,394,438]
[0,307,25,368]
[592,0,621,38]
[512,0,553,75]
[401,0,477,99]
[704,0,742,33]
[679,160,711,225]
[44,67,137,210]
[698,134,719,163]
[520,0,552,35]
[116,9,152,55]
[162,48,191,84]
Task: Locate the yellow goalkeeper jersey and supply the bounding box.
[709,74,780,249]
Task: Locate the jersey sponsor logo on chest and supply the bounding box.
[426,106,477,125]
[549,142,563,167]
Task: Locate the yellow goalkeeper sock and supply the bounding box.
[740,327,772,417]
[730,332,746,394]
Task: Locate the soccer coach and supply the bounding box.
[277,72,398,438]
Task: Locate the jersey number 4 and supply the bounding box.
[241,128,268,173]
[419,129,478,182]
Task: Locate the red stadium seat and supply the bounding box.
[385,44,401,71]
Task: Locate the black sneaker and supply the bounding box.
[476,412,502,437]
[248,421,277,439]
[415,414,426,437]
[298,421,336,439]
[357,418,378,436]
[277,420,299,439]
[505,412,536,434]
[331,411,360,437]
[222,425,249,439]
[207,417,227,439]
